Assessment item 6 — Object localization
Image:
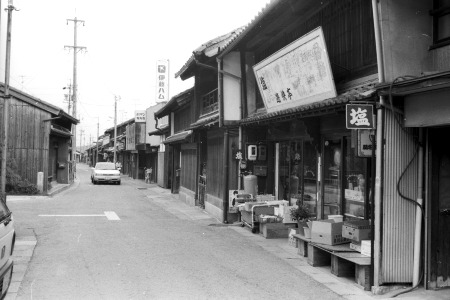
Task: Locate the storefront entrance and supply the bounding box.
[429,127,450,289]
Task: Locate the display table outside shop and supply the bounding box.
[292,234,311,257]
[306,242,371,291]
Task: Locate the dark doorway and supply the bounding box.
[430,127,450,289]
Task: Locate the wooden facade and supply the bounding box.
[0,85,77,193]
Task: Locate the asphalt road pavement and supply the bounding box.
[6,163,348,300]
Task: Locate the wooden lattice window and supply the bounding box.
[201,89,218,115]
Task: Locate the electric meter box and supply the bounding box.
[247,145,257,161]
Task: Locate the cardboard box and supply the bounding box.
[361,240,371,257]
[342,220,372,242]
[311,220,349,245]
[349,241,361,252]
[281,206,296,223]
[260,222,296,239]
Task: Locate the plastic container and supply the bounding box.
[244,173,258,198]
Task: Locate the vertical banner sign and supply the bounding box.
[156,60,169,102]
[346,104,374,129]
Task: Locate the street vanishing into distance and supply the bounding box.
[7,163,344,300]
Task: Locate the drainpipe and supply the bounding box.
[217,58,224,127]
[372,0,385,288]
[413,129,424,285]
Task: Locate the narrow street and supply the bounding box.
[6,163,348,300]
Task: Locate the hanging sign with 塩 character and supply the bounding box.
[253,27,336,113]
[346,104,375,129]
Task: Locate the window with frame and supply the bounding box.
[201,88,218,115]
[431,0,450,48]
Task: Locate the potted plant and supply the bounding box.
[290,201,311,237]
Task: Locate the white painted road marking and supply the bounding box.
[39,211,120,220]
[104,211,120,220]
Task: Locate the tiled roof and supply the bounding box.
[163,130,192,144]
[218,0,279,58]
[189,112,219,130]
[175,27,246,79]
[154,87,194,118]
[241,80,377,126]
[148,124,169,136]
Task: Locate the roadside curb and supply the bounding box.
[5,236,37,300]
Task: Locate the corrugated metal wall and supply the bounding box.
[382,110,418,283]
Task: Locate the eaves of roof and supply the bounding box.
[175,26,246,80]
[188,112,219,130]
[104,118,135,133]
[218,0,280,59]
[148,124,169,136]
[163,130,192,144]
[240,80,377,126]
[50,125,72,138]
[0,83,79,124]
[155,87,194,118]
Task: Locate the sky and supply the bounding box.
[0,0,270,146]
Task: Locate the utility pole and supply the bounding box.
[65,17,86,179]
[79,128,84,155]
[89,134,92,166]
[96,118,99,166]
[1,1,16,198]
[113,96,119,163]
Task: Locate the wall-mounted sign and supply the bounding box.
[135,110,146,123]
[156,59,169,102]
[102,135,110,146]
[346,104,375,129]
[253,27,336,113]
[357,129,376,157]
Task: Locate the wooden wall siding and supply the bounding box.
[382,109,418,283]
[0,98,52,191]
[207,135,224,199]
[431,45,450,72]
[256,0,376,83]
[174,105,191,133]
[181,149,197,191]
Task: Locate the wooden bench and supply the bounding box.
[292,234,311,257]
[307,242,371,291]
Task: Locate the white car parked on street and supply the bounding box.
[91,162,121,185]
[0,200,15,299]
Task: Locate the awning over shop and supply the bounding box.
[163,130,192,144]
[240,80,377,126]
[188,112,219,130]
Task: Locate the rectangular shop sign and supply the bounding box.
[253,27,336,113]
[346,104,374,129]
[357,129,376,157]
[135,110,146,123]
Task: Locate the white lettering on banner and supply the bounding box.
[349,108,370,127]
